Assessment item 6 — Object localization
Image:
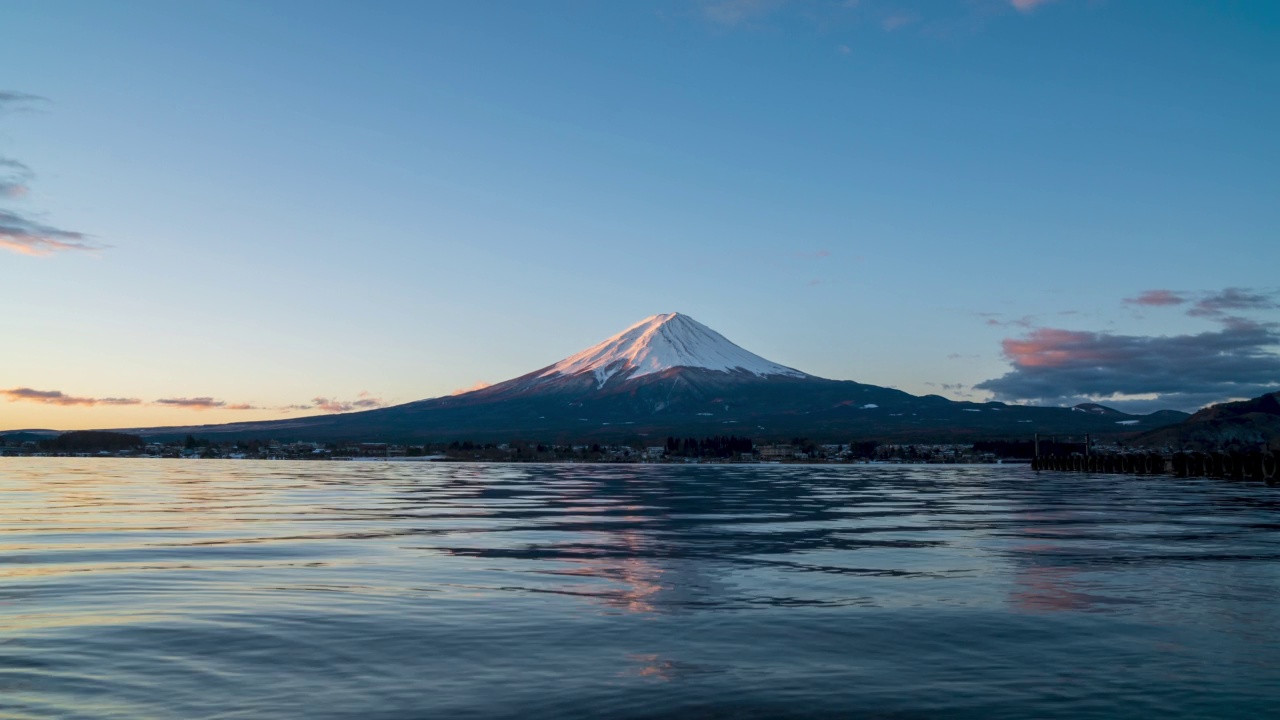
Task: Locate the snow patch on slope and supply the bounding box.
[540,313,808,387]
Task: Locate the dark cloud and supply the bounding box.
[1124,289,1188,307]
[1,387,141,407]
[154,397,227,410]
[0,92,47,113]
[975,322,1280,412]
[1188,287,1279,319]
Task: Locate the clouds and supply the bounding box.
[0,209,99,256]
[0,92,46,110]
[698,0,1069,35]
[1009,0,1056,12]
[0,158,31,198]
[2,386,389,415]
[1,388,141,407]
[155,397,232,410]
[1188,287,1279,319]
[1124,289,1188,307]
[2,390,258,411]
[975,315,1280,413]
[701,0,788,26]
[309,393,386,413]
[881,12,919,31]
[1124,287,1280,317]
[0,90,98,256]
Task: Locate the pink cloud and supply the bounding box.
[0,210,100,256]
[1,387,141,407]
[1124,289,1187,307]
[450,381,492,396]
[1001,328,1099,368]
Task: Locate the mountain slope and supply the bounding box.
[104,313,1190,443]
[1136,391,1280,451]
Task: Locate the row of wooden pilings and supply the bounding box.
[1032,450,1280,481]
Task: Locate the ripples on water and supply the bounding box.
[2,459,1279,719]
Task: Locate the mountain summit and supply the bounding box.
[536,313,808,388]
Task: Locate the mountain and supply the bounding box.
[107,312,1190,444]
[1135,391,1280,451]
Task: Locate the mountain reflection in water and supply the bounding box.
[3,459,1279,719]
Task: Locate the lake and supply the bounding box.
[2,459,1279,719]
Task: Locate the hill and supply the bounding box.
[1135,391,1280,451]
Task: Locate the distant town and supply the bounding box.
[0,430,1036,464]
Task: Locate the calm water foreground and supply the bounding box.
[2,460,1279,719]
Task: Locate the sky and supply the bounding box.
[1,0,1278,431]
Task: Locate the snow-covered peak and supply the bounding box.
[539,313,808,387]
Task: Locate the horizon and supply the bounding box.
[3,1,1279,431]
[0,309,1220,436]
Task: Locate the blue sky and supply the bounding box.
[2,0,1278,429]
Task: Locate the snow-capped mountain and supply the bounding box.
[537,313,807,388]
[105,313,1188,443]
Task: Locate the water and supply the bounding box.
[2,459,1279,719]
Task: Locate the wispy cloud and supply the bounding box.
[1188,287,1279,319]
[881,12,919,31]
[979,313,1037,328]
[694,0,1072,39]
[154,397,228,410]
[1010,0,1056,13]
[0,92,47,114]
[0,158,32,198]
[0,91,98,257]
[0,210,100,256]
[309,393,387,413]
[278,404,316,413]
[3,384,383,414]
[1,387,141,407]
[702,0,789,26]
[1124,289,1188,307]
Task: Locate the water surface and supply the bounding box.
[2,459,1279,718]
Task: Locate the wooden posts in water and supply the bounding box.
[1031,443,1277,483]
